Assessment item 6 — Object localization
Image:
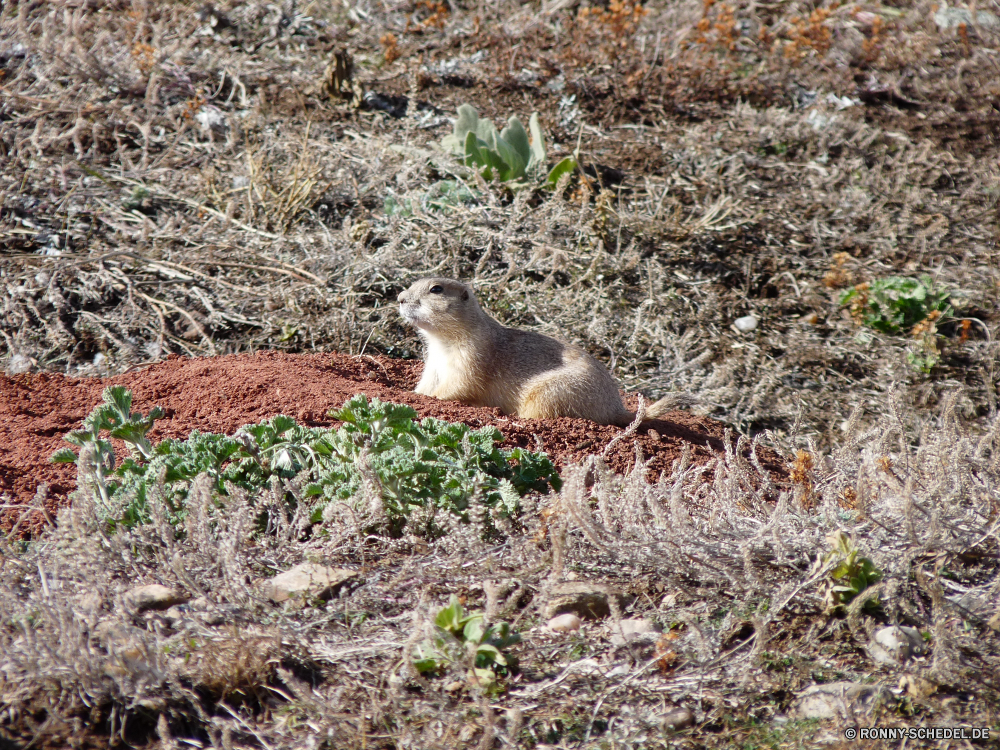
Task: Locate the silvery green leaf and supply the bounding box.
[546,156,577,189]
[475,117,501,153]
[476,643,504,664]
[102,385,133,417]
[273,448,295,472]
[528,112,546,170]
[51,448,79,464]
[435,595,465,632]
[498,479,519,513]
[463,615,485,643]
[500,116,531,167]
[492,135,525,181]
[63,430,93,447]
[453,104,479,143]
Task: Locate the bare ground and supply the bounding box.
[0,350,770,535]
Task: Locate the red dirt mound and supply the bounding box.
[0,351,785,533]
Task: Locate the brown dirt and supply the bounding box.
[0,351,784,533]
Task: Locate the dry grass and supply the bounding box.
[2,0,1000,745]
[1,392,997,747]
[2,0,997,446]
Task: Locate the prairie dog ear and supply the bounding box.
[461,289,469,301]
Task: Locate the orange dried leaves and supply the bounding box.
[791,450,817,509]
[131,42,156,75]
[578,1,648,44]
[778,4,836,61]
[823,251,854,289]
[380,33,400,64]
[696,0,738,52]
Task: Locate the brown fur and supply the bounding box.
[398,277,687,426]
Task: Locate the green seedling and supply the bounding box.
[384,179,479,217]
[840,276,951,335]
[54,392,561,534]
[122,186,153,213]
[413,595,521,692]
[441,104,577,188]
[820,531,882,613]
[51,386,164,515]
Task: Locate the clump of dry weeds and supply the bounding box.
[1,391,997,747]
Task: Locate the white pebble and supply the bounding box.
[734,315,758,333]
[7,353,32,374]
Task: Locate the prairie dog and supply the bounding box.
[397,277,686,427]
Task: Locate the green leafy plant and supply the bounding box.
[53,392,560,534]
[819,531,882,613]
[122,185,153,213]
[383,179,479,217]
[441,104,577,187]
[51,386,164,514]
[840,276,951,335]
[413,595,521,692]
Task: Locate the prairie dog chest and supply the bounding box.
[418,336,482,396]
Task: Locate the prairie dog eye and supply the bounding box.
[429,285,444,294]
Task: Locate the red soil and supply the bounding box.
[0,351,784,533]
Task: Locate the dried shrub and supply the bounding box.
[696,0,738,52]
[780,6,835,60]
[380,33,401,64]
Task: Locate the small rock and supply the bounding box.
[163,605,185,622]
[195,105,227,135]
[567,658,602,676]
[125,584,187,612]
[621,617,659,637]
[202,610,227,626]
[869,625,927,665]
[734,315,758,333]
[444,680,464,693]
[544,581,621,620]
[661,707,695,731]
[6,353,32,375]
[261,563,358,604]
[610,617,661,646]
[793,681,890,720]
[899,674,937,699]
[988,608,1000,632]
[934,3,1000,29]
[548,613,582,633]
[606,663,630,678]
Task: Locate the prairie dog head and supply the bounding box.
[398,278,483,342]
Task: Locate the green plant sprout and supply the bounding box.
[383,179,479,217]
[820,531,882,613]
[51,386,164,514]
[441,104,577,188]
[53,391,561,534]
[840,276,951,335]
[413,595,521,692]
